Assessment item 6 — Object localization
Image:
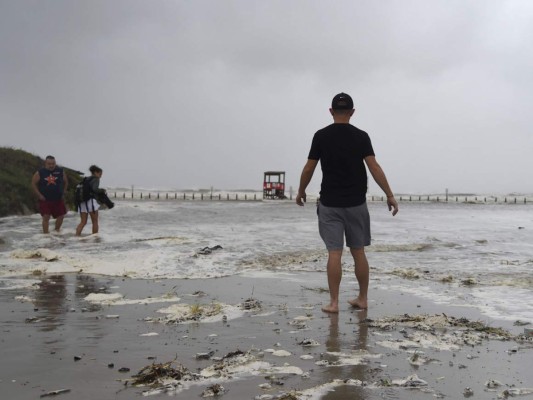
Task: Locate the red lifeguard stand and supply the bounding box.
[263,171,286,199]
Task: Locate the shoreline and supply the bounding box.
[1,271,531,399]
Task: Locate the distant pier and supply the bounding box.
[109,191,532,204]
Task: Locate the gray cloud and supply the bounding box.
[1,0,532,194]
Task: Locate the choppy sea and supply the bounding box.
[0,199,532,323]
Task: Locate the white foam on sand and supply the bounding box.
[324,350,381,366]
[470,286,533,323]
[84,293,124,303]
[84,292,180,306]
[0,278,40,290]
[296,379,364,399]
[156,303,243,324]
[14,295,35,303]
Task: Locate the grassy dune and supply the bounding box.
[0,147,82,217]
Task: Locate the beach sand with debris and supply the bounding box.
[1,271,532,400]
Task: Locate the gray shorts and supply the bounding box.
[317,201,371,250]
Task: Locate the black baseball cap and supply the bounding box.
[331,92,354,110]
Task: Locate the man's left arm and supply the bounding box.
[364,155,398,216]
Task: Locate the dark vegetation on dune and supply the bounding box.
[0,147,83,217]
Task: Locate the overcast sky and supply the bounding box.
[1,0,532,194]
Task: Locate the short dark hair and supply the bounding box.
[331,108,353,116]
[89,165,102,174]
[45,155,55,160]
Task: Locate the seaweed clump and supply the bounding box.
[131,361,198,387]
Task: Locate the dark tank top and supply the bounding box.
[38,167,64,201]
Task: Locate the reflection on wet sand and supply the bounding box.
[322,309,369,400]
[75,274,104,312]
[33,275,67,332]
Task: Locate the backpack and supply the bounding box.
[74,177,94,205]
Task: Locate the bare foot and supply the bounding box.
[321,304,339,313]
[348,298,368,309]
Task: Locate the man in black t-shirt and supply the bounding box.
[296,93,398,313]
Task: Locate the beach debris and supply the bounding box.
[485,379,503,388]
[498,388,533,398]
[461,278,477,286]
[301,286,329,293]
[463,387,474,397]
[40,389,71,398]
[196,351,215,360]
[272,350,291,357]
[105,314,120,319]
[74,356,82,361]
[297,338,320,347]
[139,332,159,337]
[196,245,223,256]
[407,351,432,366]
[390,374,428,387]
[192,290,207,296]
[11,248,59,262]
[85,293,124,303]
[108,363,114,368]
[15,295,34,303]
[201,383,226,397]
[440,275,454,283]
[390,268,420,279]
[118,367,130,373]
[201,349,267,378]
[131,360,198,386]
[157,302,230,324]
[317,350,379,367]
[513,320,531,326]
[242,298,261,311]
[25,316,49,323]
[366,313,513,340]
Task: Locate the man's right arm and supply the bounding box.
[31,172,45,201]
[364,156,398,216]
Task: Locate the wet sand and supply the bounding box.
[0,271,531,400]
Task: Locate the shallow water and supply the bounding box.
[0,200,532,323]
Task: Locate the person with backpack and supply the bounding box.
[75,165,113,236]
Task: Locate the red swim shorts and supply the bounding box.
[39,200,67,218]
